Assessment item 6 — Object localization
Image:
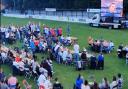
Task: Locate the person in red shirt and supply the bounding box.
[15,56,21,62]
[50,28,56,37]
[34,39,39,46]
[58,27,62,36]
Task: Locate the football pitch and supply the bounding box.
[1,16,128,89]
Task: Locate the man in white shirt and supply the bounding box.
[73,42,80,61]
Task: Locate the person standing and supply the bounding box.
[73,42,80,61]
[97,53,104,70]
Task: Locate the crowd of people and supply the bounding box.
[0,68,22,89]
[0,21,127,89]
[0,45,55,88]
[0,67,64,89]
[117,43,128,64]
[0,22,64,89]
[74,73,123,89]
[88,36,114,53]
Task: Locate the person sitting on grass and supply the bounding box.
[117,73,123,89]
[81,80,90,89]
[99,77,110,89]
[92,81,99,89]
[108,41,114,53]
[110,76,118,89]
[53,78,63,89]
[75,74,84,89]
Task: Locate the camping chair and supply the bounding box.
[24,68,32,79]
[32,70,39,81]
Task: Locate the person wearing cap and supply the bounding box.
[81,48,87,70]
[81,48,87,61]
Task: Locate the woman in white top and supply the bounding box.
[81,80,90,89]
[62,48,68,63]
[110,76,118,89]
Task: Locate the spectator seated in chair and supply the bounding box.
[90,55,97,69]
[8,74,18,89]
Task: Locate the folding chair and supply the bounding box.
[32,70,39,81]
[24,68,32,79]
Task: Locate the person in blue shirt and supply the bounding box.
[75,74,84,89]
[97,53,104,70]
[29,39,35,53]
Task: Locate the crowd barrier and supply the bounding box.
[3,14,89,24]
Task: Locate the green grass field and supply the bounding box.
[1,16,128,89]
